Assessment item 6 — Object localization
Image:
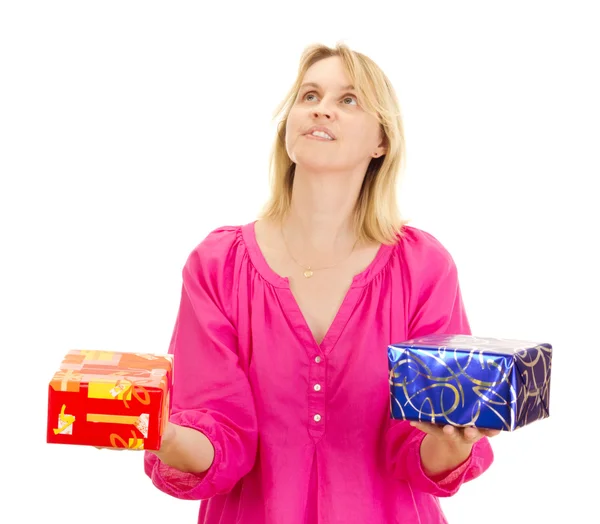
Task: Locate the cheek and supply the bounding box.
[284,127,296,159]
[358,122,383,152]
[284,112,302,156]
[345,123,380,153]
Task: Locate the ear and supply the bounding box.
[373,140,387,158]
[373,133,388,158]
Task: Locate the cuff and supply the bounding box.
[408,433,486,497]
[144,411,220,501]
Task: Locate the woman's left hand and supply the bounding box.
[410,421,500,476]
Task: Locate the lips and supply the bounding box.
[304,126,336,140]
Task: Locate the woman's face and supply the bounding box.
[285,56,385,175]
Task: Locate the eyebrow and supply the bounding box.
[299,82,356,92]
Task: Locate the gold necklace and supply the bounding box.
[280,224,360,278]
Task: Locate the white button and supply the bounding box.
[313,384,321,391]
[313,414,322,422]
[315,356,322,363]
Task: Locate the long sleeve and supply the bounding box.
[385,230,494,497]
[144,230,258,500]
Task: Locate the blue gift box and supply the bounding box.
[388,334,552,431]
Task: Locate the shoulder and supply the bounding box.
[178,224,249,317]
[184,225,244,273]
[394,225,458,279]
[180,224,250,304]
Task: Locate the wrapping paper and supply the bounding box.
[47,350,173,450]
[388,335,552,431]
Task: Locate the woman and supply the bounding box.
[144,43,498,523]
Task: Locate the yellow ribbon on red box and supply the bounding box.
[50,369,84,392]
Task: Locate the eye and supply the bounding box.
[342,95,358,106]
[303,92,318,102]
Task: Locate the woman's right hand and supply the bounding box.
[96,420,214,474]
[150,421,178,455]
[148,421,215,474]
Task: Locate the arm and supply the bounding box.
[144,233,258,500]
[386,420,493,497]
[385,232,494,496]
[419,429,473,477]
[149,421,215,474]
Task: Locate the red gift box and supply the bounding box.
[47,350,173,450]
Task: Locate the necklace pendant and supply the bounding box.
[303,268,314,278]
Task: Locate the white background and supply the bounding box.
[1,1,598,522]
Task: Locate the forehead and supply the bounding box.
[301,56,354,89]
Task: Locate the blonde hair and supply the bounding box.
[259,42,410,244]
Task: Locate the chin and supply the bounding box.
[295,159,345,174]
[291,144,331,166]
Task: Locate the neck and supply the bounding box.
[283,165,364,251]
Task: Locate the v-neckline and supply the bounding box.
[241,221,394,354]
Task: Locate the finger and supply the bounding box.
[480,428,501,438]
[461,426,481,441]
[442,424,463,440]
[411,421,466,441]
[411,421,493,444]
[409,421,445,438]
[436,425,478,443]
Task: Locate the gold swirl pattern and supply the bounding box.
[388,335,552,431]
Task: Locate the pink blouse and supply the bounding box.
[144,222,494,523]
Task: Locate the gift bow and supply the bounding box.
[54,369,83,391]
[110,372,152,408]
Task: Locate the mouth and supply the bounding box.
[304,127,335,141]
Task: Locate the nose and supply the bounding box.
[312,108,332,120]
[311,98,335,120]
